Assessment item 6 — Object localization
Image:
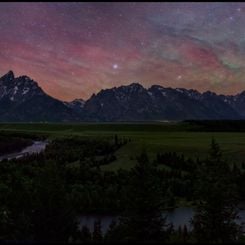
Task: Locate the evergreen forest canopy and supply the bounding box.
[0,129,244,243]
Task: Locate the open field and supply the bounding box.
[1,121,245,170]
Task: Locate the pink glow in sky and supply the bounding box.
[0,2,245,101]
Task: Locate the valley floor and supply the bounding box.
[1,121,245,171]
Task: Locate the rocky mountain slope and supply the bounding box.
[0,71,244,122]
[0,71,81,122]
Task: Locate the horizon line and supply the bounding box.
[1,70,244,103]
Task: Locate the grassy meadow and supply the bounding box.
[1,121,245,170]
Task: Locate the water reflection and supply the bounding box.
[79,207,245,234]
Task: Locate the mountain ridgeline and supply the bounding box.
[0,71,245,122]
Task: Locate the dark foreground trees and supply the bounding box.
[191,139,243,242]
[1,134,245,243]
[106,151,171,242]
[31,161,78,242]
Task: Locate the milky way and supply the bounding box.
[0,2,245,101]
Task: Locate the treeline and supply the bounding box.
[44,135,127,167]
[0,136,32,156]
[0,135,244,242]
[185,120,245,132]
[0,130,47,140]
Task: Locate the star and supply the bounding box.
[113,64,119,69]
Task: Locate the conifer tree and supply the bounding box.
[115,151,170,242]
[191,139,242,242]
[32,161,78,242]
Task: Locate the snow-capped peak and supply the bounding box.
[0,71,44,102]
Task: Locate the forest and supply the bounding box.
[0,131,244,243]
[0,135,32,156]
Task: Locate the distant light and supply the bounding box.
[113,64,118,69]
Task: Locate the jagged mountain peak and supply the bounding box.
[127,82,144,88]
[65,98,85,109]
[71,98,85,103]
[112,82,144,90]
[94,82,145,99]
[0,70,15,82]
[0,71,39,90]
[149,85,164,89]
[0,71,245,121]
[14,75,40,89]
[122,82,144,90]
[83,82,243,121]
[16,75,32,81]
[0,71,82,122]
[202,90,217,96]
[0,72,45,102]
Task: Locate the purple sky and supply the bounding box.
[0,2,245,101]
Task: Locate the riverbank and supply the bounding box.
[0,140,48,161]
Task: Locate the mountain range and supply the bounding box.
[0,71,245,122]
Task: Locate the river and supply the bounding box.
[0,140,48,161]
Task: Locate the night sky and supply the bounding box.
[0,2,245,101]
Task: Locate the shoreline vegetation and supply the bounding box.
[0,121,245,242]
